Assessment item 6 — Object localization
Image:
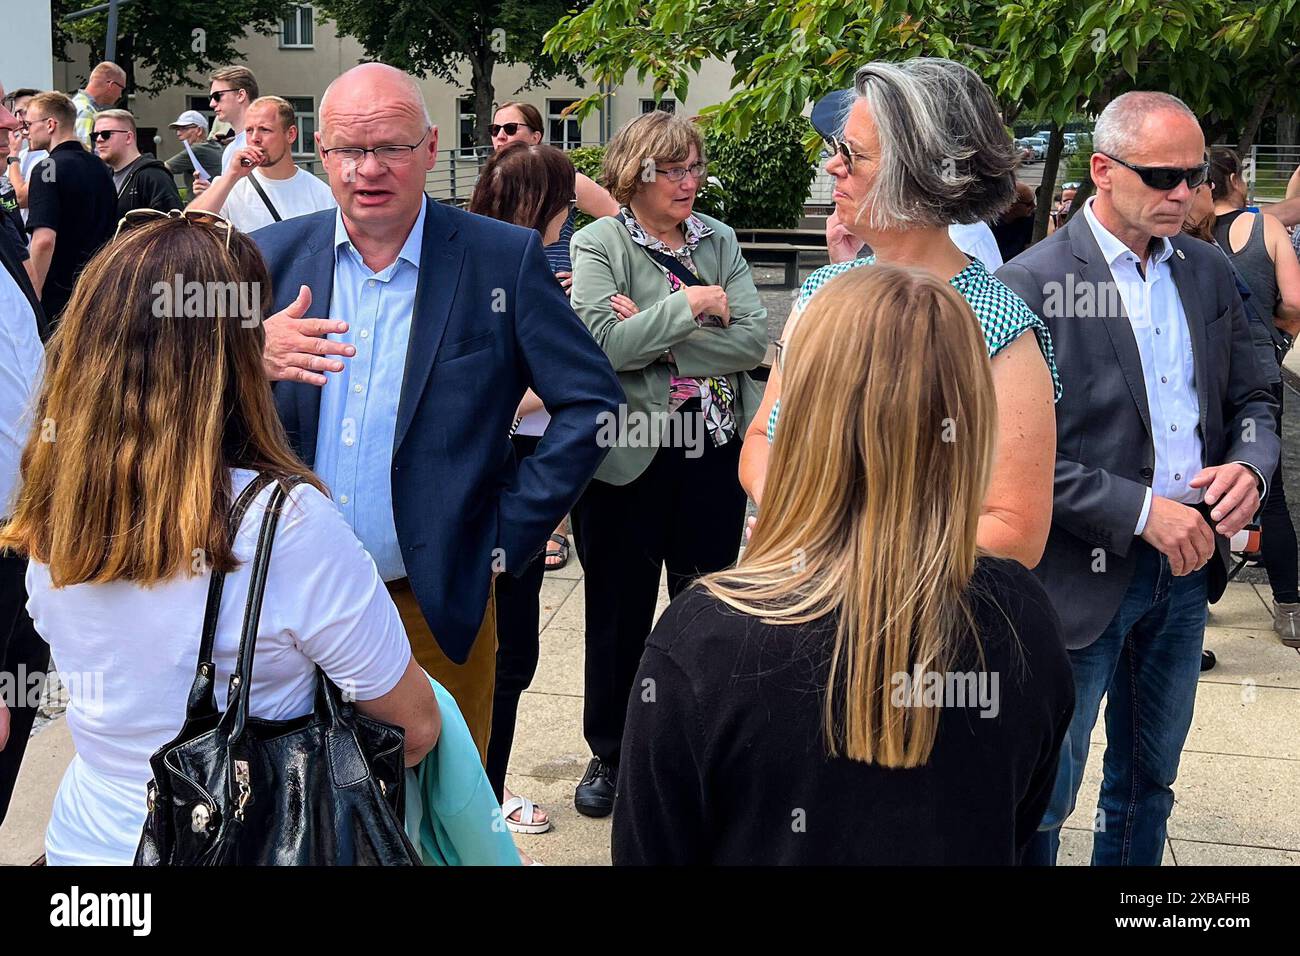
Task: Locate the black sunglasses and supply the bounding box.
[489,122,534,137]
[209,89,239,103]
[92,129,129,142]
[1102,153,1209,191]
[823,135,871,174]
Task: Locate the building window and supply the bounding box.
[640,99,677,114]
[187,95,217,132]
[458,96,477,155]
[283,96,316,156]
[280,5,315,49]
[547,98,581,150]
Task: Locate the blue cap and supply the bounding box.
[810,88,856,140]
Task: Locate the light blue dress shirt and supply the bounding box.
[314,201,426,581]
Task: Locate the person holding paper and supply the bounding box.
[164,110,223,197]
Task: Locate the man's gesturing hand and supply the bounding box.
[262,285,355,386]
[1140,495,1215,576]
[1190,463,1261,538]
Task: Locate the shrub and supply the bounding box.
[567,118,817,230]
[701,118,816,228]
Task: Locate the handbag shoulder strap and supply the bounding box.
[223,477,305,742]
[247,171,283,222]
[616,211,705,288]
[183,472,278,722]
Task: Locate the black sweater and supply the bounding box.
[612,558,1075,865]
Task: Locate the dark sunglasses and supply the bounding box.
[823,135,871,174]
[92,129,129,142]
[209,89,238,103]
[1102,153,1209,191]
[489,122,533,137]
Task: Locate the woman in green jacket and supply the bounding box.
[567,111,767,817]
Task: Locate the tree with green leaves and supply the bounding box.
[544,0,1296,240]
[54,0,296,95]
[316,0,589,146]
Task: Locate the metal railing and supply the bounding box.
[1246,145,1300,203]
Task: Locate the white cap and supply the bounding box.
[168,109,209,132]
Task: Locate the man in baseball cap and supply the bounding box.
[163,108,223,196]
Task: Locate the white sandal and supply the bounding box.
[502,795,552,834]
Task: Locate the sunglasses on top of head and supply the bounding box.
[1102,152,1209,191]
[489,122,533,137]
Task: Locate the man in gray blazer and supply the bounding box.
[997,91,1278,866]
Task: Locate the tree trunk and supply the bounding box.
[1031,122,1064,244]
[1064,177,1094,225]
[470,43,497,148]
[1238,82,1275,157]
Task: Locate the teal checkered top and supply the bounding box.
[767,256,1061,442]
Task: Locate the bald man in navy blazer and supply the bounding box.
[254,64,621,758]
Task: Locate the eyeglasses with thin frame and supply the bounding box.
[114,208,235,251]
[321,128,431,168]
[1102,152,1209,191]
[657,161,708,183]
[92,129,130,142]
[823,135,871,174]
[489,122,534,138]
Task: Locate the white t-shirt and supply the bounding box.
[220,130,247,174]
[221,168,336,234]
[28,471,412,866]
[948,220,1004,270]
[0,266,44,514]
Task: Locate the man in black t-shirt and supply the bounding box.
[23,91,116,325]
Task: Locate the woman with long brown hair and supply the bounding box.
[467,142,578,840]
[0,214,439,865]
[612,265,1074,864]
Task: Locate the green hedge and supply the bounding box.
[568,118,816,231]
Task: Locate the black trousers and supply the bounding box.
[0,550,47,826]
[1261,382,1299,604]
[486,434,548,801]
[571,402,747,767]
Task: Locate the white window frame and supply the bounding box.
[547,98,582,150]
[458,96,478,156]
[280,5,315,49]
[283,96,316,158]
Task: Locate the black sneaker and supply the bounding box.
[574,757,616,817]
[1200,649,1217,672]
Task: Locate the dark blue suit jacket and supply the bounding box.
[253,198,623,663]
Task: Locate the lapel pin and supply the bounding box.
[1175,249,1185,259]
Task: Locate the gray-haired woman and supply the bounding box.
[739,57,1060,568]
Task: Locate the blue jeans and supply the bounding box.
[1024,542,1207,866]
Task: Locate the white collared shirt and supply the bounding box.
[0,265,44,515]
[1082,197,1203,535]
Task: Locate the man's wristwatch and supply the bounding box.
[4,156,18,165]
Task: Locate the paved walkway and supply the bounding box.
[6,555,1295,866]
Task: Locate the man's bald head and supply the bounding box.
[320,63,431,133]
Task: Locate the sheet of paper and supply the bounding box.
[183,140,210,182]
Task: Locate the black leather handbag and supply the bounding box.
[134,474,421,866]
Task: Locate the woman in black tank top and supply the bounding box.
[1207,148,1300,646]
